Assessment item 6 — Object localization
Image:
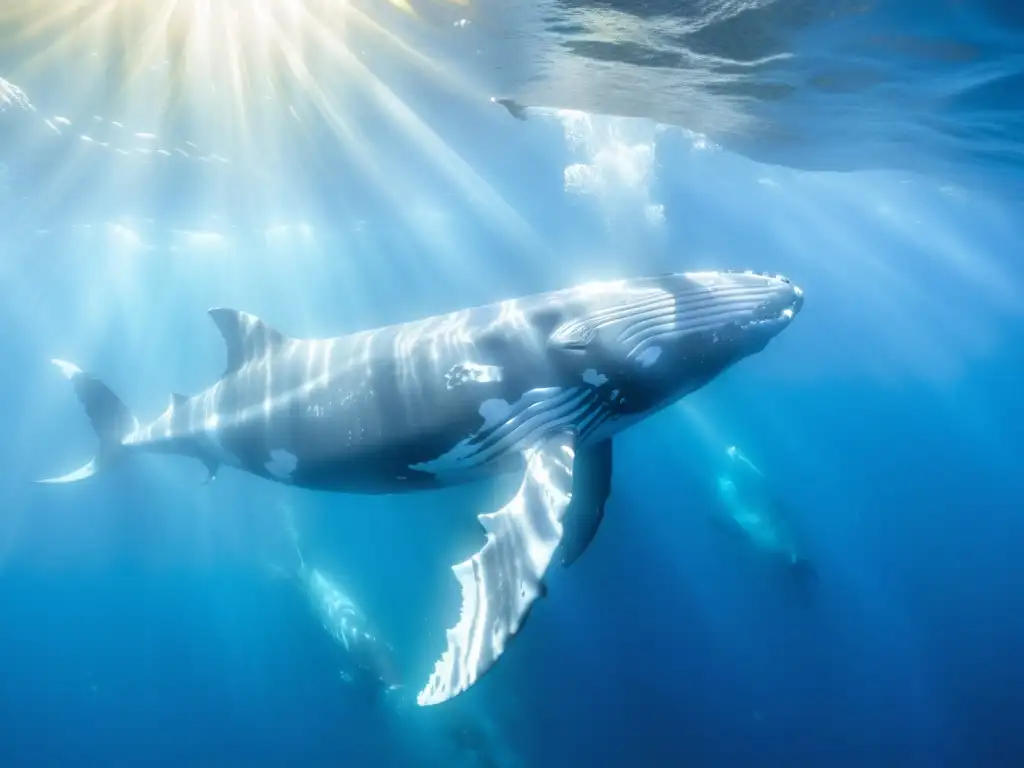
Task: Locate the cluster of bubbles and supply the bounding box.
[556,108,667,227]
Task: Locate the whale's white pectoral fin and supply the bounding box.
[417,430,577,707]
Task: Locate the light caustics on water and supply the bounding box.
[0,0,552,315]
[0,77,321,252]
[0,0,472,155]
[0,1,535,216]
[0,0,469,102]
[455,0,1024,175]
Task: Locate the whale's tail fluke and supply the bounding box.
[36,359,138,484]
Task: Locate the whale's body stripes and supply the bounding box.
[40,270,804,706]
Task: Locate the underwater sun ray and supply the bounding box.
[0,0,551,294]
[0,0,484,211]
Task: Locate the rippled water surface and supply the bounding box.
[3,0,1022,185]
[406,0,1024,176]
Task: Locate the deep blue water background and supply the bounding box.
[2,1,1024,766]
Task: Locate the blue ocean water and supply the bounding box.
[1,1,1022,766]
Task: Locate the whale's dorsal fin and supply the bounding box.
[207,308,287,377]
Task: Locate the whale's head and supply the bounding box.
[547,270,803,426]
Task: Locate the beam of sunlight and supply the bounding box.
[0,0,491,229]
[0,0,478,146]
[0,0,555,420]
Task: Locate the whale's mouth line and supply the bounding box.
[737,297,801,331]
[612,284,801,360]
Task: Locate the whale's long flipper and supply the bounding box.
[558,438,612,567]
[417,430,576,706]
[36,359,138,484]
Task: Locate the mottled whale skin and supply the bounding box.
[41,270,803,705]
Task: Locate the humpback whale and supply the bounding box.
[713,445,817,586]
[272,508,403,699]
[39,270,803,705]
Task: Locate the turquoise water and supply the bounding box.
[1,2,1022,766]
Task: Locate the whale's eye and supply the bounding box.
[558,341,589,353]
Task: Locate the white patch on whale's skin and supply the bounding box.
[411,398,516,475]
[446,362,503,390]
[582,368,608,386]
[266,449,298,480]
[636,346,662,367]
[478,398,514,429]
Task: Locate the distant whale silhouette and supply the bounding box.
[271,507,402,699]
[713,445,817,587]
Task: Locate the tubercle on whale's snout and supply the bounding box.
[721,268,792,284]
[790,282,805,311]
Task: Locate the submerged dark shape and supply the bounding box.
[444,719,504,768]
[39,270,803,705]
[713,445,817,588]
[790,555,819,588]
[489,95,528,120]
